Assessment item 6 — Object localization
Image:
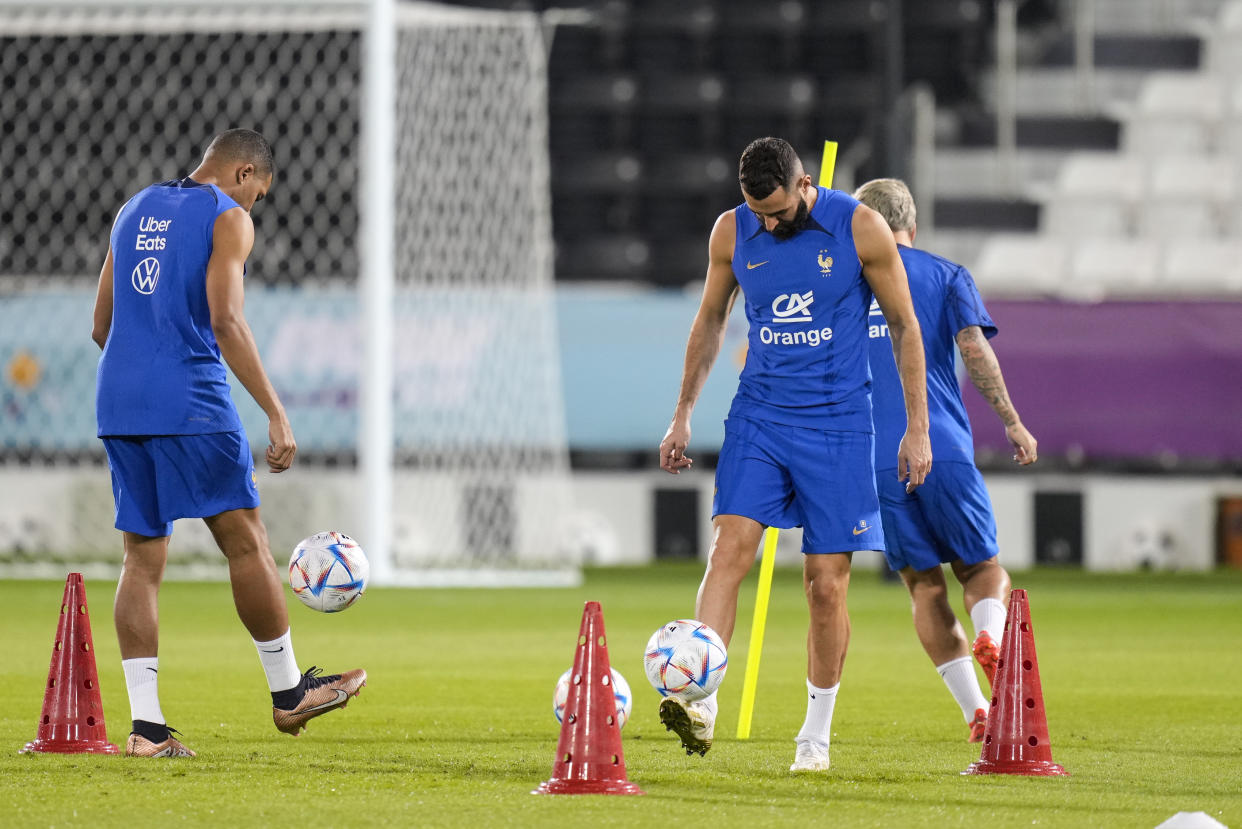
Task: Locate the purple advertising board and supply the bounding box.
[965,300,1242,463]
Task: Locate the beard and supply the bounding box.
[769,196,810,239]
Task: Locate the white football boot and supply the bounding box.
[789,739,831,772]
[659,697,715,756]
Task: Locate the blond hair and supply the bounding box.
[853,178,916,233]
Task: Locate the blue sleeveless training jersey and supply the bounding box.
[96,178,245,436]
[867,245,996,469]
[728,187,874,432]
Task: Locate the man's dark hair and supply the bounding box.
[738,137,801,200]
[205,128,275,177]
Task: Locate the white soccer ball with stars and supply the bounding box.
[288,531,369,613]
[553,667,632,728]
[644,619,728,701]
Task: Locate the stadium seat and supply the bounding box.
[1068,238,1162,298]
[1218,80,1242,160]
[1209,0,1242,76]
[1123,72,1224,156]
[559,235,651,280]
[644,152,732,193]
[1139,155,1237,239]
[551,73,639,113]
[729,75,818,116]
[969,233,1069,297]
[1093,0,1227,33]
[555,152,643,195]
[718,1,809,34]
[641,73,727,113]
[1041,153,1145,237]
[1161,238,1242,294]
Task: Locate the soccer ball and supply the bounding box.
[644,619,728,701]
[288,531,369,612]
[553,667,632,728]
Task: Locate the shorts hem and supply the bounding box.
[710,509,798,531]
[804,544,886,555]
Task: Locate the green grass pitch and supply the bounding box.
[2,564,1240,828]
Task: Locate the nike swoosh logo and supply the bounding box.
[146,667,158,674]
[746,260,769,270]
[852,525,870,535]
[261,647,284,653]
[300,689,349,713]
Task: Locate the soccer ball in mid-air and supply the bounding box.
[644,619,728,701]
[288,532,369,612]
[553,667,632,728]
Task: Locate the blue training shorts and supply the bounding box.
[712,415,884,554]
[101,430,261,537]
[875,460,999,572]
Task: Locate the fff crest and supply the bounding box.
[817,250,833,276]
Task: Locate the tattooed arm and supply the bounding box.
[955,325,1037,465]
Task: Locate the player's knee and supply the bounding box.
[120,550,165,581]
[804,571,848,611]
[706,537,757,579]
[955,557,1009,590]
[218,527,270,562]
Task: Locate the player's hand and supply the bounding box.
[266,415,297,473]
[659,419,694,474]
[1006,421,1037,465]
[897,429,932,493]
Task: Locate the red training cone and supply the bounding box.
[20,573,119,754]
[965,588,1067,776]
[534,601,643,795]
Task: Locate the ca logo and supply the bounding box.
[131,257,160,294]
[771,291,814,323]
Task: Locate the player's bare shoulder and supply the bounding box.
[850,202,892,247]
[708,209,738,265]
[212,205,255,257]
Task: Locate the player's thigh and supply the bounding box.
[149,431,261,524]
[876,470,943,571]
[202,506,270,559]
[712,417,798,529]
[102,436,172,538]
[917,462,999,565]
[788,429,883,554]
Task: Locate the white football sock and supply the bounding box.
[936,656,989,722]
[696,691,718,719]
[795,679,839,747]
[121,657,165,724]
[253,630,301,693]
[970,597,1008,644]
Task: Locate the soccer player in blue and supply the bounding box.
[658,138,932,772]
[92,129,365,757]
[854,178,1037,743]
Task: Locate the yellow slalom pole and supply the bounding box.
[735,526,779,739]
[819,139,839,189]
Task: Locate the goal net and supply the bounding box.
[0,0,576,585]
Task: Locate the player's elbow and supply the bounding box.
[210,313,246,343]
[886,310,921,341]
[90,326,108,349]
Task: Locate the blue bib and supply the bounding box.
[96,178,245,436]
[728,187,874,432]
[867,245,997,469]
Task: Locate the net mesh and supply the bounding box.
[0,1,574,583]
[388,7,572,573]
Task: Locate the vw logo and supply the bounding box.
[131,257,160,294]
